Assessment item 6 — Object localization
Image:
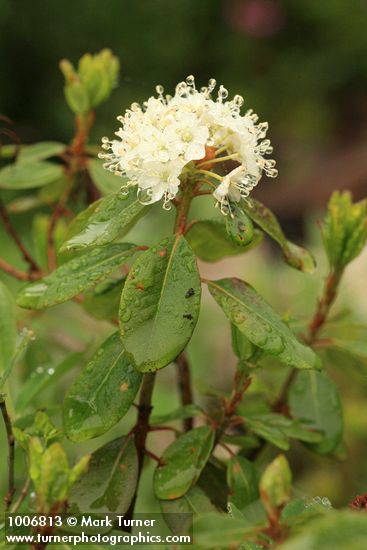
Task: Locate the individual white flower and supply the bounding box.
[213,166,257,215]
[99,76,277,212]
[131,159,185,208]
[165,112,209,161]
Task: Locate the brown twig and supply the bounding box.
[70,112,95,157]
[175,351,194,432]
[125,373,156,523]
[0,128,21,161]
[306,271,341,343]
[0,200,40,272]
[144,449,164,465]
[10,477,30,513]
[0,257,41,281]
[183,219,197,236]
[216,372,252,444]
[148,425,178,433]
[135,374,156,471]
[219,442,236,457]
[1,398,15,510]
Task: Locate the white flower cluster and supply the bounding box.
[100,76,277,214]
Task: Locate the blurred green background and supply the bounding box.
[1,0,367,515]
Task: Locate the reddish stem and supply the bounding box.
[175,351,194,432]
[0,200,40,272]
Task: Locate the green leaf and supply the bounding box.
[225,205,254,246]
[246,413,322,450]
[61,191,148,251]
[150,404,204,425]
[0,281,17,374]
[63,332,141,442]
[29,439,88,511]
[187,219,263,262]
[154,426,215,500]
[259,455,292,520]
[16,352,82,411]
[32,411,62,442]
[0,144,18,159]
[0,161,64,190]
[160,485,217,535]
[82,277,126,321]
[16,243,136,309]
[207,278,321,370]
[61,198,102,250]
[64,81,90,114]
[242,198,316,273]
[193,513,258,549]
[321,323,367,360]
[227,456,259,512]
[38,176,69,205]
[61,50,119,112]
[289,370,343,454]
[120,235,201,372]
[231,324,261,362]
[69,436,138,514]
[322,191,367,271]
[198,461,229,511]
[17,142,66,163]
[88,158,126,195]
[0,328,33,389]
[6,195,43,213]
[222,434,259,451]
[246,416,290,450]
[281,496,332,522]
[281,511,367,550]
[29,438,68,509]
[282,240,317,273]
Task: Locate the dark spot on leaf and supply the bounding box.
[120,382,129,392]
[159,249,167,257]
[183,313,193,320]
[119,463,126,471]
[136,283,145,291]
[185,288,195,298]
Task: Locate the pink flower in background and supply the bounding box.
[225,0,285,38]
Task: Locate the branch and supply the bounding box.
[135,373,156,471]
[215,371,251,444]
[125,373,156,524]
[273,269,342,413]
[10,477,30,513]
[175,351,194,431]
[0,398,15,510]
[306,271,341,343]
[0,200,40,272]
[0,257,41,281]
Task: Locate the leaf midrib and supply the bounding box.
[145,234,183,358]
